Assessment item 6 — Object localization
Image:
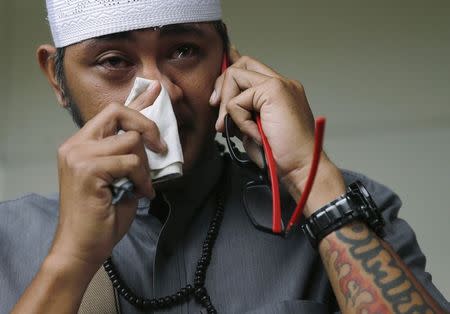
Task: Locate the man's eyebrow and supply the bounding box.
[159,23,208,38]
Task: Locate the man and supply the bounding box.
[1,0,449,313]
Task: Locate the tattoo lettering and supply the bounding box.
[323,235,390,313]
[333,224,435,314]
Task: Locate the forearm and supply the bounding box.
[11,254,98,314]
[319,222,446,314]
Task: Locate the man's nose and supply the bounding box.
[140,61,183,106]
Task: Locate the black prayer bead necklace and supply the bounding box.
[103,187,225,313]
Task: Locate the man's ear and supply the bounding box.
[37,44,66,108]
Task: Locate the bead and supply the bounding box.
[180,288,188,296]
[186,284,194,292]
[171,295,179,303]
[164,296,172,305]
[150,299,158,309]
[112,279,120,287]
[195,270,204,276]
[196,265,206,273]
[200,295,210,305]
[195,273,205,280]
[142,299,150,308]
[194,280,203,288]
[109,274,117,281]
[194,287,206,298]
[158,297,166,307]
[176,291,184,299]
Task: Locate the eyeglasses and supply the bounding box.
[224,114,326,237]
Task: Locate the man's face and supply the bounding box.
[60,23,223,173]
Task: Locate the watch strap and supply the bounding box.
[301,180,385,248]
[301,193,358,248]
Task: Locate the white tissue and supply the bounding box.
[124,77,184,183]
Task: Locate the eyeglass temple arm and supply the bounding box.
[286,117,326,233]
[256,115,282,233]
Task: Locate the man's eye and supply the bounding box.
[98,56,131,69]
[171,45,199,60]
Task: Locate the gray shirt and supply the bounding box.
[1,153,449,313]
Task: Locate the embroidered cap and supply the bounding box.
[46,0,222,48]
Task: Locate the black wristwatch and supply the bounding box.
[301,180,385,248]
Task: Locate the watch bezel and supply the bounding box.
[348,181,385,236]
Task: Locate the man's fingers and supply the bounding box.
[79,103,167,153]
[98,132,151,174]
[215,68,269,132]
[225,87,262,144]
[210,55,279,107]
[93,155,154,199]
[127,81,161,112]
[70,131,151,175]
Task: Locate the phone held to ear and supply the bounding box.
[221,53,327,236]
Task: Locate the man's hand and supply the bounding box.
[211,49,345,216]
[53,81,166,267]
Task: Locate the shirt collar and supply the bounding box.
[149,145,225,252]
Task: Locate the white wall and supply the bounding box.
[1,0,449,298]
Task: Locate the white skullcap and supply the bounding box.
[46,0,222,48]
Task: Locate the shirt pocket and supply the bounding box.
[242,300,331,314]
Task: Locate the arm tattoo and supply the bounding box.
[322,223,437,314]
[323,232,391,313]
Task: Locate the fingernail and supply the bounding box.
[209,90,217,104]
